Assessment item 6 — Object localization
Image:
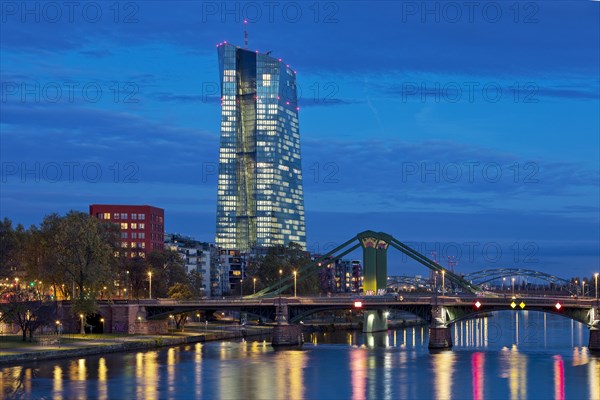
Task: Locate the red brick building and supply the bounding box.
[89,204,164,258]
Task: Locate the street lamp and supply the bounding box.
[441,270,445,296]
[126,270,130,300]
[293,271,297,297]
[279,269,283,295]
[253,278,256,295]
[100,318,105,333]
[512,278,515,296]
[582,280,586,297]
[79,314,85,335]
[240,279,243,297]
[148,271,152,299]
[502,277,506,291]
[595,273,599,301]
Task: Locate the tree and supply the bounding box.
[0,218,25,279]
[51,212,120,321]
[188,269,205,299]
[167,283,193,330]
[147,250,187,298]
[126,256,149,299]
[245,243,319,295]
[0,286,56,341]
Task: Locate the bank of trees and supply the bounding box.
[0,212,201,340]
[243,242,320,296]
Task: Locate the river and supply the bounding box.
[1,310,599,399]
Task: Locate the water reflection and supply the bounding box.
[98,358,107,400]
[53,365,63,400]
[471,352,484,400]
[554,355,564,400]
[432,351,455,400]
[350,348,366,400]
[1,312,599,399]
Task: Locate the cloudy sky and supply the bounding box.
[1,1,598,278]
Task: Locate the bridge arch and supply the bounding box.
[463,268,578,294]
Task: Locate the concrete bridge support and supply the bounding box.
[271,299,303,346]
[363,310,388,333]
[589,306,600,353]
[359,233,390,293]
[428,305,452,350]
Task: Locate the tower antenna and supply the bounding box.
[244,20,248,49]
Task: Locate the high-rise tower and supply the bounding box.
[215,42,306,251]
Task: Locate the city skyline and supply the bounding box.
[1,1,598,277]
[215,42,306,251]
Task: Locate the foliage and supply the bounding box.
[147,250,187,298]
[167,283,194,330]
[0,218,26,279]
[244,242,319,295]
[168,282,194,300]
[0,287,57,341]
[187,270,205,299]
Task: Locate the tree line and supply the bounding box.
[0,212,201,339]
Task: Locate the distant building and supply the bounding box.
[164,234,215,298]
[216,248,245,296]
[335,260,363,293]
[89,204,164,258]
[215,42,306,252]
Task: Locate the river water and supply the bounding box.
[1,311,599,399]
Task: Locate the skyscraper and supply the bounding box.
[215,42,306,251]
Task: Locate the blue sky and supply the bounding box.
[1,1,598,278]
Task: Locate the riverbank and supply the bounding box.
[0,325,272,366]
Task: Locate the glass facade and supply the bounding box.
[216,43,306,251]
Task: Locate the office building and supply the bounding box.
[215,42,306,252]
[89,204,164,258]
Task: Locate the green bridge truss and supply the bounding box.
[250,230,482,297]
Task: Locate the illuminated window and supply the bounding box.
[120,223,128,229]
[139,223,145,229]
[114,213,119,219]
[131,223,137,229]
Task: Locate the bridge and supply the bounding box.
[124,293,599,350]
[88,230,599,350]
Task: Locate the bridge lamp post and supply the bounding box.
[582,281,586,298]
[279,269,283,295]
[502,277,506,291]
[595,273,599,300]
[253,278,256,295]
[441,270,445,296]
[148,271,152,299]
[293,271,297,297]
[240,279,243,297]
[512,278,515,296]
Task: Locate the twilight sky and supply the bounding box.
[1,1,598,278]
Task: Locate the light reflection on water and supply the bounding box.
[1,311,599,399]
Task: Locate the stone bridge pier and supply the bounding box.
[272,299,303,347]
[428,305,452,350]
